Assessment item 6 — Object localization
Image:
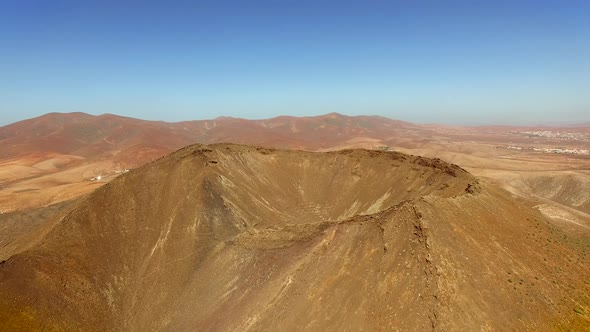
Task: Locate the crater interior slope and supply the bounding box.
[0,144,588,331]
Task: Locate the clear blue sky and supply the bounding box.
[1,0,589,125]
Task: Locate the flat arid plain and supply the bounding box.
[0,112,589,330]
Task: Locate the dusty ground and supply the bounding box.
[1,113,588,227]
[0,155,109,213]
[1,113,589,330]
[383,139,590,237]
[0,144,589,331]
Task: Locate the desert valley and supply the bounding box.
[3,0,590,330]
[1,112,588,234]
[0,112,589,330]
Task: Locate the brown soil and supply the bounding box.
[0,144,588,331]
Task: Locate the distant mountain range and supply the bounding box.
[1,111,588,211]
[0,112,421,165]
[2,111,589,168]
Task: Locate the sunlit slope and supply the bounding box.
[0,144,588,331]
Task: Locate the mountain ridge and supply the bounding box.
[1,112,589,242]
[0,112,417,161]
[0,143,588,330]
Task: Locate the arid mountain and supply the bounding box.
[2,112,589,166]
[1,112,589,237]
[0,112,417,161]
[0,112,197,163]
[0,144,588,330]
[0,112,420,212]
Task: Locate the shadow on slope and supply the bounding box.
[0,144,588,331]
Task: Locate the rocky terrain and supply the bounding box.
[0,144,588,330]
[2,112,589,223]
[0,112,418,212]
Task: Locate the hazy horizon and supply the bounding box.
[1,1,589,126]
[4,110,590,128]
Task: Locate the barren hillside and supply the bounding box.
[0,144,588,331]
[0,112,422,213]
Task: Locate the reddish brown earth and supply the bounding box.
[2,112,589,235]
[0,144,588,330]
[0,112,421,212]
[1,113,589,330]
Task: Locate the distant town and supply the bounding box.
[502,145,590,155]
[514,130,590,142]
